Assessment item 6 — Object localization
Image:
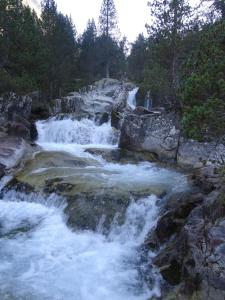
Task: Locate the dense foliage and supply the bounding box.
[0,0,125,97]
[181,21,225,141]
[128,0,225,140]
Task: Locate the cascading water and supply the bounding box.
[0,191,160,300]
[127,88,139,110]
[36,118,117,146]
[0,116,189,300]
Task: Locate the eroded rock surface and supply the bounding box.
[148,166,225,300]
[49,78,135,123]
[119,109,225,169]
[0,136,32,169]
[120,111,180,162]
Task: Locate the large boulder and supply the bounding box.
[119,111,180,162]
[0,92,32,120]
[119,109,225,168]
[0,92,36,140]
[49,78,135,122]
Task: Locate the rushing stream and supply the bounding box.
[0,117,189,300]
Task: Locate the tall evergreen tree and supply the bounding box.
[128,34,147,83]
[99,0,119,77]
[79,19,97,83]
[41,0,78,98]
[0,0,43,94]
[145,0,192,108]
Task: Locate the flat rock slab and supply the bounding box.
[0,136,32,169]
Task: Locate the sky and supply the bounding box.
[25,0,150,42]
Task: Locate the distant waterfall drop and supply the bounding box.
[127,87,139,110]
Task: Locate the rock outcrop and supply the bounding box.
[49,78,135,123]
[145,166,225,300]
[118,103,225,299]
[0,93,35,175]
[119,111,180,162]
[0,92,35,141]
[0,136,32,175]
[178,140,225,169]
[119,109,225,168]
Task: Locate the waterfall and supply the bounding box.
[0,109,190,300]
[0,191,161,300]
[36,118,118,146]
[144,91,152,110]
[127,88,139,110]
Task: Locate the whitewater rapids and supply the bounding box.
[0,117,189,300]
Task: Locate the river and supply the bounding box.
[0,117,189,300]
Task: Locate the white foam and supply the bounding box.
[36,118,117,146]
[127,88,139,110]
[0,192,161,300]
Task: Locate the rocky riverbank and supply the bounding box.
[1,78,225,299]
[119,108,225,169]
[117,103,225,299]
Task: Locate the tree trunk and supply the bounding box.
[106,0,110,78]
[106,62,109,78]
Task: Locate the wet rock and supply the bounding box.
[30,122,38,141]
[111,109,121,129]
[119,111,180,162]
[154,251,182,285]
[98,112,109,125]
[0,92,36,141]
[85,148,121,162]
[153,175,225,299]
[65,193,130,231]
[0,92,32,121]
[49,78,135,122]
[192,166,223,193]
[155,192,204,242]
[177,140,225,169]
[4,177,35,193]
[84,147,159,164]
[7,121,31,140]
[0,163,5,179]
[133,106,156,115]
[0,136,32,169]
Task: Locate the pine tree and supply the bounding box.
[99,0,119,77]
[79,19,97,82]
[128,34,147,83]
[41,0,78,98]
[0,0,43,94]
[146,0,192,108]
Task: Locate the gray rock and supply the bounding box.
[49,78,135,122]
[152,167,225,299]
[0,136,32,169]
[119,111,180,162]
[0,163,5,178]
[7,121,31,140]
[0,92,32,121]
[178,140,225,169]
[0,92,34,141]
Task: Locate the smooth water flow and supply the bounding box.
[127,88,139,110]
[0,116,189,300]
